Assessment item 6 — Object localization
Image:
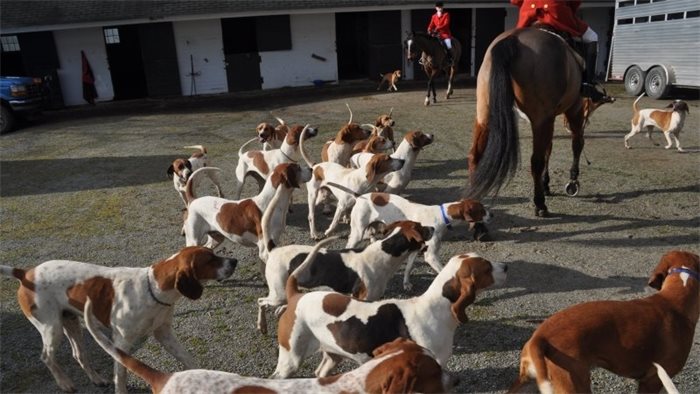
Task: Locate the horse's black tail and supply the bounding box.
[467,36,520,199]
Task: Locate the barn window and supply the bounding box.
[1,35,20,52]
[687,10,700,18]
[667,12,684,20]
[636,0,651,5]
[650,14,665,22]
[617,18,633,25]
[634,16,649,23]
[619,0,634,8]
[103,28,120,44]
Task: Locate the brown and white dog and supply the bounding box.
[319,104,373,166]
[350,130,434,194]
[167,145,222,206]
[233,124,318,200]
[184,163,311,263]
[84,298,455,394]
[0,247,237,393]
[255,116,289,151]
[301,129,404,240]
[350,133,395,156]
[257,220,433,334]
[624,93,690,152]
[347,193,491,290]
[352,110,397,153]
[509,250,699,394]
[272,252,507,378]
[377,69,402,92]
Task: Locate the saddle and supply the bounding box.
[532,23,585,63]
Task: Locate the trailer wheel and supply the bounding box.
[644,67,671,99]
[623,66,646,96]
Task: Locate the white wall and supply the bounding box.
[172,20,228,96]
[259,13,337,89]
[53,28,114,106]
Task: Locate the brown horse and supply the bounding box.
[405,31,461,106]
[466,27,593,217]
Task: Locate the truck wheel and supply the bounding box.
[623,66,646,96]
[0,105,15,134]
[644,67,671,99]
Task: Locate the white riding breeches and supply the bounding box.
[443,38,452,49]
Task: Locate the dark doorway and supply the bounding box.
[18,32,63,108]
[139,23,181,97]
[221,17,262,92]
[410,8,471,80]
[336,11,402,80]
[104,25,148,100]
[474,8,506,73]
[336,12,369,80]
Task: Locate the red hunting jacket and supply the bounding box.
[427,11,452,40]
[511,0,588,37]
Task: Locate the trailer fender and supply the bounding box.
[646,64,676,86]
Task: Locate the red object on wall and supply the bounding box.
[81,50,97,105]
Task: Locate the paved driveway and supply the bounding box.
[1,81,698,393]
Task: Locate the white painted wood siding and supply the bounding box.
[172,20,228,95]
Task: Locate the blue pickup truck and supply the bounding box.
[1,76,46,133]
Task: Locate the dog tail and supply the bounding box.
[299,124,316,167]
[260,183,286,256]
[346,103,353,124]
[633,92,645,114]
[509,336,552,394]
[183,144,206,154]
[183,167,222,205]
[285,236,340,300]
[83,298,170,392]
[325,181,363,198]
[238,137,259,158]
[653,362,679,394]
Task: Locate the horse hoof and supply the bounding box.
[535,207,549,217]
[424,98,430,106]
[565,181,580,196]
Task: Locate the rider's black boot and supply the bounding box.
[445,48,454,65]
[581,42,605,102]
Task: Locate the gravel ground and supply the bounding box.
[1,80,698,393]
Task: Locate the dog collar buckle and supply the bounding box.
[668,267,700,282]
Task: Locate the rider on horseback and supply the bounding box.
[427,2,455,65]
[511,0,606,102]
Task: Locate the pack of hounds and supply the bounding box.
[1,102,697,394]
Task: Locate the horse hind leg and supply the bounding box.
[564,107,585,197]
[531,119,555,217]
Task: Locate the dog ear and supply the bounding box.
[461,200,485,223]
[421,226,435,241]
[286,165,300,188]
[647,271,666,291]
[176,268,203,300]
[167,165,175,179]
[379,368,417,394]
[442,274,475,324]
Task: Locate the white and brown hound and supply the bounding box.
[233,124,317,199]
[0,247,237,393]
[319,105,373,166]
[624,93,690,152]
[272,252,507,378]
[350,130,434,194]
[377,70,402,92]
[350,133,394,156]
[84,300,455,394]
[347,193,491,290]
[256,115,290,151]
[509,250,698,394]
[300,131,404,240]
[184,163,310,263]
[257,220,433,334]
[167,145,222,206]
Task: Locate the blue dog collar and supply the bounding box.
[668,267,700,282]
[439,204,452,229]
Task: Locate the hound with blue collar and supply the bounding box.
[346,192,491,290]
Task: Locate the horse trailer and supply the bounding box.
[607,0,700,98]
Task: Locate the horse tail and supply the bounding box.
[467,35,520,199]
